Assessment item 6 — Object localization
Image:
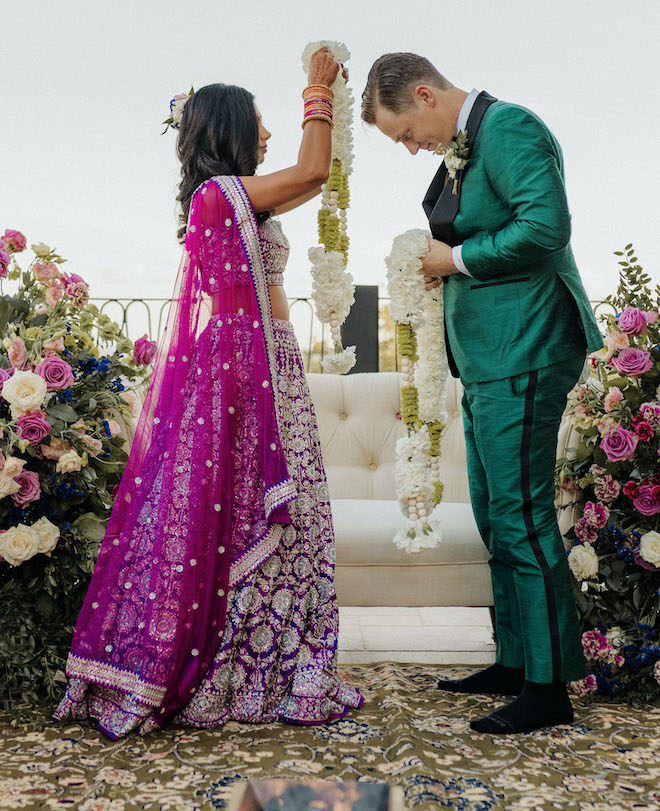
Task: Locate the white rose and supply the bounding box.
[2,370,48,416]
[56,449,84,474]
[2,454,26,479]
[639,530,660,568]
[31,242,51,257]
[0,524,41,566]
[0,474,21,500]
[568,542,599,580]
[32,516,61,556]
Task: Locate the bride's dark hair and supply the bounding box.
[176,83,266,242]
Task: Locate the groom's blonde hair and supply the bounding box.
[361,53,451,124]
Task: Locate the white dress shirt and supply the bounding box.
[450,88,481,277]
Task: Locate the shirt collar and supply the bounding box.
[455,88,481,135]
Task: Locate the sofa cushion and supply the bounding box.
[332,499,494,607]
[332,499,488,566]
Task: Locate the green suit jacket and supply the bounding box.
[432,100,603,384]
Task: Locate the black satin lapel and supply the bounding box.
[423,91,498,246]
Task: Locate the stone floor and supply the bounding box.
[337,606,497,664]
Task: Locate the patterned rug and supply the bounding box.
[1,664,659,810]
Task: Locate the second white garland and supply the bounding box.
[386,229,449,553]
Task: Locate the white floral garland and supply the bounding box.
[302,41,356,374]
[386,229,449,553]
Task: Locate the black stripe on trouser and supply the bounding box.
[520,369,562,682]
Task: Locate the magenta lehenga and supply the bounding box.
[52,176,363,738]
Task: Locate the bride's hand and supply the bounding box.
[308,47,340,87]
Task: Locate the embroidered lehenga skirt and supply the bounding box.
[52,318,363,737]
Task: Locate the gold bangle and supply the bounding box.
[302,84,334,100]
[301,113,333,129]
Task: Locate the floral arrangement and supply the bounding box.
[161,87,195,133]
[302,41,356,375]
[434,130,470,194]
[0,229,154,707]
[385,229,449,553]
[557,246,660,705]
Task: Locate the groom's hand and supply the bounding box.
[419,238,459,290]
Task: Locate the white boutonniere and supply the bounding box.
[434,130,470,194]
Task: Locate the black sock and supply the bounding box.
[437,663,525,695]
[469,680,574,734]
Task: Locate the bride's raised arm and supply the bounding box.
[239,47,340,215]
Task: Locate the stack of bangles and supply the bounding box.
[302,84,334,128]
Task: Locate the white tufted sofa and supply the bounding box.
[306,372,493,608]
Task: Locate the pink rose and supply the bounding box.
[604,387,623,412]
[16,411,51,446]
[134,334,157,366]
[612,348,654,378]
[2,229,26,253]
[632,484,660,516]
[45,279,65,307]
[618,306,649,336]
[62,272,85,286]
[11,470,41,506]
[8,338,27,369]
[34,355,75,390]
[40,437,72,460]
[600,425,639,462]
[43,337,65,353]
[0,247,10,278]
[646,311,659,324]
[593,475,621,503]
[33,262,60,283]
[67,280,89,308]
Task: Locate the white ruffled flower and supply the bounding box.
[321,346,356,375]
[0,523,42,567]
[385,229,431,328]
[444,152,463,175]
[568,542,599,580]
[308,247,355,324]
[394,522,442,554]
[394,426,435,516]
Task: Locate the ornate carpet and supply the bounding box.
[1,664,659,810]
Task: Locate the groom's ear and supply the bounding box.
[413,85,437,108]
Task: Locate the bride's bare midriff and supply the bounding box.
[269,284,290,321]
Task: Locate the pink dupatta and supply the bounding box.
[64,176,296,730]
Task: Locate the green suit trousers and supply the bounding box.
[462,354,588,684]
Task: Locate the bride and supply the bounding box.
[52,47,364,738]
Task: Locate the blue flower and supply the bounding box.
[101,420,112,439]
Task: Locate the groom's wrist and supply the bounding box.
[452,245,472,277]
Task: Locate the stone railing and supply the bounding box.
[91,296,610,374]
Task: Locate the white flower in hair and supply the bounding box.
[162,87,195,133]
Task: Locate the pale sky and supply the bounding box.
[2,0,659,309]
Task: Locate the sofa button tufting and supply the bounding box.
[339,411,347,419]
[369,462,377,470]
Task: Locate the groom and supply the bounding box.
[362,54,603,734]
